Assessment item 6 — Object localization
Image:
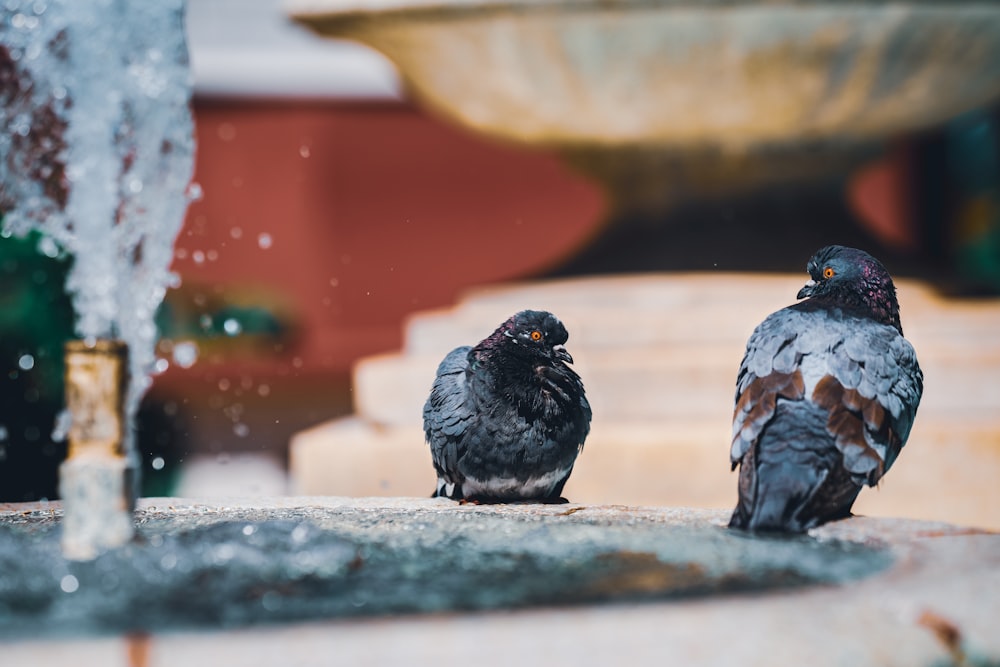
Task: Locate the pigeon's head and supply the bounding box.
[797,245,902,331]
[500,310,574,364]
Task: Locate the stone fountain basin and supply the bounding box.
[1,497,997,654]
[0,497,891,638]
[288,0,1000,149]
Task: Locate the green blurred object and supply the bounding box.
[0,228,74,400]
[945,110,1000,293]
[0,226,74,500]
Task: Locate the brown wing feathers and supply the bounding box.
[731,370,805,468]
[812,374,900,484]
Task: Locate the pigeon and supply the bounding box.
[423,310,592,503]
[728,245,923,533]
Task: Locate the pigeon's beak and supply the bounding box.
[552,344,573,364]
[797,279,817,300]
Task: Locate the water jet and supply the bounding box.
[1,0,196,558]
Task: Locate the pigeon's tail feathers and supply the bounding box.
[730,401,862,533]
[434,478,460,500]
[730,458,846,533]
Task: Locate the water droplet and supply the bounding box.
[0,426,7,441]
[229,227,242,240]
[51,410,70,441]
[222,318,242,336]
[218,378,231,391]
[233,422,249,438]
[153,358,169,374]
[160,552,177,570]
[37,235,60,258]
[242,524,255,536]
[127,177,143,193]
[213,544,236,564]
[291,524,309,543]
[192,250,205,264]
[60,574,79,593]
[217,123,237,142]
[257,384,270,397]
[151,456,165,471]
[172,341,199,369]
[261,591,282,611]
[186,182,203,201]
[206,249,218,261]
[299,145,311,158]
[257,233,272,250]
[17,354,34,371]
[329,278,339,287]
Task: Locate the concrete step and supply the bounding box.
[349,274,1000,425]
[353,344,1000,426]
[401,275,989,355]
[289,417,1000,530]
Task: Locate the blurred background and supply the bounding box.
[1,0,999,528]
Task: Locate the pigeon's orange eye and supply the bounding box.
[823,267,835,279]
[530,330,543,341]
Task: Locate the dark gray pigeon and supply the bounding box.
[423,310,591,503]
[729,245,923,533]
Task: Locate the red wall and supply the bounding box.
[151,100,605,448]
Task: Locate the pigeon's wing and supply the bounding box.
[731,308,923,485]
[423,346,476,488]
[535,363,592,448]
[816,322,923,480]
[730,309,807,468]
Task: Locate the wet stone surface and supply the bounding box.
[0,499,893,638]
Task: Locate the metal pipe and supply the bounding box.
[60,339,135,560]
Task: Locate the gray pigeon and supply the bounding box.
[423,310,591,503]
[729,245,923,532]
